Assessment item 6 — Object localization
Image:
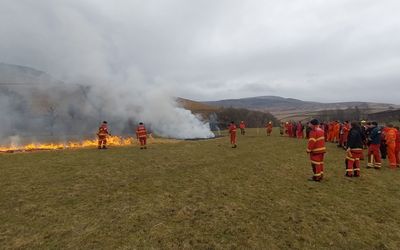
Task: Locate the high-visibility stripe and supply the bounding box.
[346,157,355,161]
[354,168,360,171]
[316,136,325,141]
[350,148,363,151]
[314,173,322,176]
[311,160,324,165]
[312,147,326,152]
[346,169,353,172]
[308,138,317,142]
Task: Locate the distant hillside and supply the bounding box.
[176,98,219,115]
[176,98,278,128]
[0,62,61,86]
[367,109,400,123]
[204,96,399,121]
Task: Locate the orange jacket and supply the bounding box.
[307,127,326,154]
[239,122,246,129]
[385,128,397,145]
[342,123,350,141]
[97,125,109,137]
[136,125,147,139]
[229,124,237,135]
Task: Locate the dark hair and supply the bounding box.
[310,119,319,125]
[103,121,107,124]
[351,121,360,128]
[372,121,378,126]
[139,122,143,125]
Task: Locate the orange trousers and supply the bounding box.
[310,153,324,181]
[346,149,363,177]
[139,137,147,146]
[98,136,107,148]
[368,144,381,168]
[387,143,396,168]
[230,133,237,144]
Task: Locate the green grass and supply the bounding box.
[1,129,400,249]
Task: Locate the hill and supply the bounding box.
[205,96,400,121]
[177,98,278,128]
[176,98,219,115]
[1,129,399,249]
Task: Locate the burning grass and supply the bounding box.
[0,135,179,153]
[1,129,400,249]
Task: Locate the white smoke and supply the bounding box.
[0,0,215,140]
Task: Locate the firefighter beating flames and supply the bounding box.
[97,121,110,149]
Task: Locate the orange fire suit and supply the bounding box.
[136,125,147,148]
[385,127,397,168]
[239,122,246,135]
[97,124,110,149]
[266,123,273,136]
[342,123,350,147]
[229,124,237,146]
[395,129,400,167]
[307,126,326,181]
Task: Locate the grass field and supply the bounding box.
[1,128,400,249]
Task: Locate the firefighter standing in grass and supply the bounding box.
[97,121,110,149]
[279,122,285,136]
[136,122,148,149]
[228,121,237,148]
[239,121,246,135]
[367,122,382,169]
[345,122,364,177]
[395,126,400,168]
[385,124,397,169]
[306,119,326,181]
[266,122,273,136]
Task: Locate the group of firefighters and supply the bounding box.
[230,119,400,182]
[98,118,399,182]
[97,121,148,150]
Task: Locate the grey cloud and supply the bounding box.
[1,0,400,107]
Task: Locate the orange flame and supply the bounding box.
[0,135,178,153]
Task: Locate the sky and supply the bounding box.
[1,0,400,104]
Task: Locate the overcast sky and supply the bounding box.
[1,0,400,104]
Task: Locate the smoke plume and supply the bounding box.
[0,1,214,143]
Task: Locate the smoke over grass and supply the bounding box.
[0,1,214,142]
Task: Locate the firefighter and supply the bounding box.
[341,121,350,149]
[266,122,273,136]
[296,121,304,139]
[228,121,237,148]
[279,122,285,136]
[367,122,382,169]
[97,121,110,149]
[306,119,326,181]
[136,122,148,149]
[345,122,364,177]
[284,122,289,136]
[239,121,246,135]
[395,126,400,168]
[333,121,340,143]
[385,124,397,168]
